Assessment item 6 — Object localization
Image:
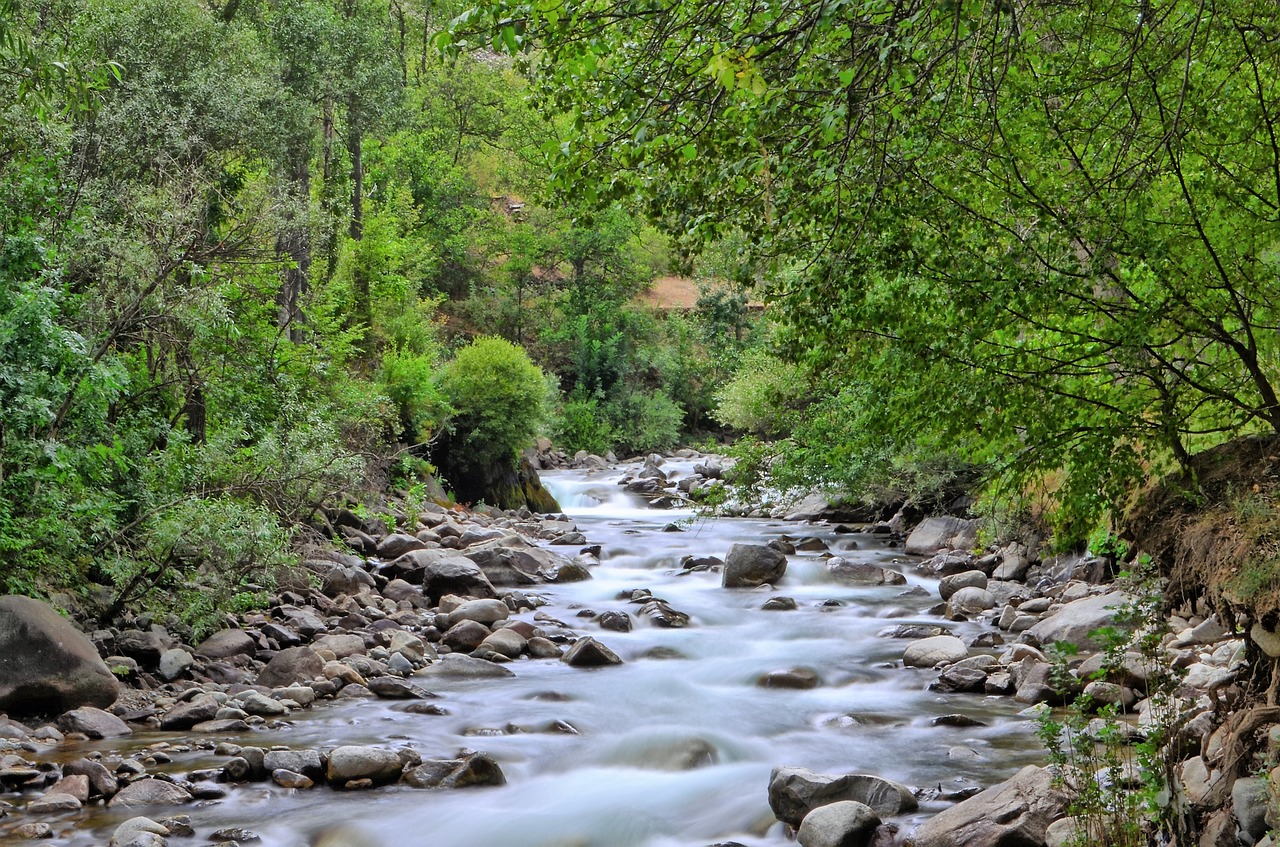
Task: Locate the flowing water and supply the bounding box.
[44,462,1049,847]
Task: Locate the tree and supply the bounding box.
[454,0,1280,539]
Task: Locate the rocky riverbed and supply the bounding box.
[0,452,1277,847]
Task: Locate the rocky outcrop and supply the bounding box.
[904,517,979,556]
[0,596,120,715]
[909,765,1066,847]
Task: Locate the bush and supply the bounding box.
[379,346,451,443]
[712,349,804,437]
[606,387,684,456]
[439,336,547,469]
[553,394,616,456]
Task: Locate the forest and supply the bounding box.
[5,0,1280,632]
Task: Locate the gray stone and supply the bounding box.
[109,779,192,808]
[417,653,515,679]
[194,629,255,659]
[939,570,988,601]
[312,634,366,658]
[326,746,403,786]
[401,752,505,789]
[0,595,121,715]
[255,647,324,688]
[58,706,132,738]
[1024,591,1133,651]
[28,792,83,812]
[1233,775,1270,842]
[263,749,322,779]
[477,628,526,659]
[909,765,1066,847]
[109,818,170,847]
[1250,622,1280,658]
[902,636,967,668]
[769,767,916,826]
[826,559,906,586]
[796,800,880,847]
[904,517,979,556]
[376,533,427,559]
[446,599,510,628]
[158,649,193,681]
[722,543,787,588]
[947,586,995,615]
[160,694,220,730]
[64,758,118,798]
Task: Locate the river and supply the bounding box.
[52,460,1048,847]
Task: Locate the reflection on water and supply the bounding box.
[42,464,1046,847]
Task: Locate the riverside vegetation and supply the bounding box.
[4,0,1280,845]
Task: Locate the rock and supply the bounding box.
[947,586,995,615]
[368,677,428,699]
[264,750,323,779]
[28,792,84,812]
[1250,622,1280,658]
[598,610,633,632]
[64,758,119,798]
[160,694,220,730]
[1180,756,1226,808]
[909,765,1066,847]
[1233,775,1270,842]
[255,647,324,688]
[931,666,987,693]
[902,636,968,668]
[240,691,288,716]
[58,706,132,738]
[109,818,170,847]
[194,629,255,659]
[477,628,526,659]
[443,619,492,652]
[938,570,988,601]
[326,746,404,786]
[0,595,121,715]
[47,774,90,803]
[116,629,166,665]
[904,517,979,556]
[109,779,193,807]
[447,599,511,628]
[562,636,623,667]
[723,543,787,588]
[312,634,367,658]
[796,800,880,847]
[321,565,376,598]
[1024,591,1133,651]
[417,653,515,679]
[759,668,821,689]
[769,767,916,826]
[419,554,498,602]
[272,769,315,789]
[402,752,505,789]
[826,559,906,585]
[376,533,427,559]
[157,649,193,681]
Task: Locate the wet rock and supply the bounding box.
[0,595,122,715]
[264,750,322,779]
[58,706,132,738]
[909,765,1066,847]
[826,559,906,586]
[109,778,193,808]
[64,758,118,798]
[418,654,516,678]
[543,560,593,582]
[326,746,404,786]
[931,714,988,728]
[527,637,563,659]
[723,543,787,588]
[14,823,53,839]
[402,752,505,789]
[109,818,170,847]
[598,611,633,632]
[796,800,880,847]
[256,646,324,688]
[28,792,83,812]
[769,768,917,826]
[938,571,987,601]
[367,677,426,699]
[211,829,261,843]
[442,620,491,652]
[272,769,315,789]
[759,668,821,689]
[446,599,510,627]
[930,666,987,693]
[639,600,691,628]
[762,596,798,611]
[192,718,250,733]
[878,624,948,639]
[902,636,967,668]
[194,629,255,659]
[904,517,979,556]
[563,636,623,667]
[46,774,90,803]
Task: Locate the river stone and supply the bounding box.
[938,570,988,601]
[157,649,193,681]
[64,758,119,798]
[931,665,988,693]
[417,653,515,679]
[1250,622,1280,658]
[195,629,255,659]
[443,620,491,651]
[0,595,121,715]
[376,533,427,559]
[543,559,593,582]
[264,749,323,779]
[326,746,404,786]
[239,691,287,716]
[312,634,367,658]
[116,629,166,665]
[160,694,220,730]
[904,517,979,556]
[478,628,526,659]
[28,792,83,812]
[563,636,623,667]
[902,636,968,668]
[447,598,510,628]
[769,768,917,826]
[272,769,314,789]
[58,706,132,738]
[47,774,90,803]
[321,566,376,599]
[402,752,505,789]
[109,818,170,847]
[256,647,324,688]
[1024,591,1132,651]
[796,800,880,847]
[723,544,787,588]
[388,631,429,661]
[759,668,821,689]
[368,677,427,699]
[421,555,498,602]
[109,779,193,808]
[1232,775,1270,842]
[909,765,1066,847]
[826,559,906,586]
[598,610,633,632]
[948,586,995,615]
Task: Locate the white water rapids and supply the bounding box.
[56,461,1049,847]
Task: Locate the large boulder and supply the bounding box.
[1024,591,1132,651]
[797,801,880,847]
[255,647,324,688]
[0,595,121,715]
[909,765,1066,847]
[904,517,979,556]
[723,544,787,588]
[770,767,916,827]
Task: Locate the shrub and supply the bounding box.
[712,349,805,437]
[606,387,684,456]
[439,336,547,469]
[553,394,616,456]
[379,346,451,443]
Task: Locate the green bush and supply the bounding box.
[553,394,616,456]
[712,349,804,437]
[606,387,684,456]
[439,336,547,469]
[379,346,451,443]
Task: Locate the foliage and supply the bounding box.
[713,349,803,437]
[605,386,684,456]
[552,392,615,456]
[438,335,547,470]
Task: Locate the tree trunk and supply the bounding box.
[276,136,311,342]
